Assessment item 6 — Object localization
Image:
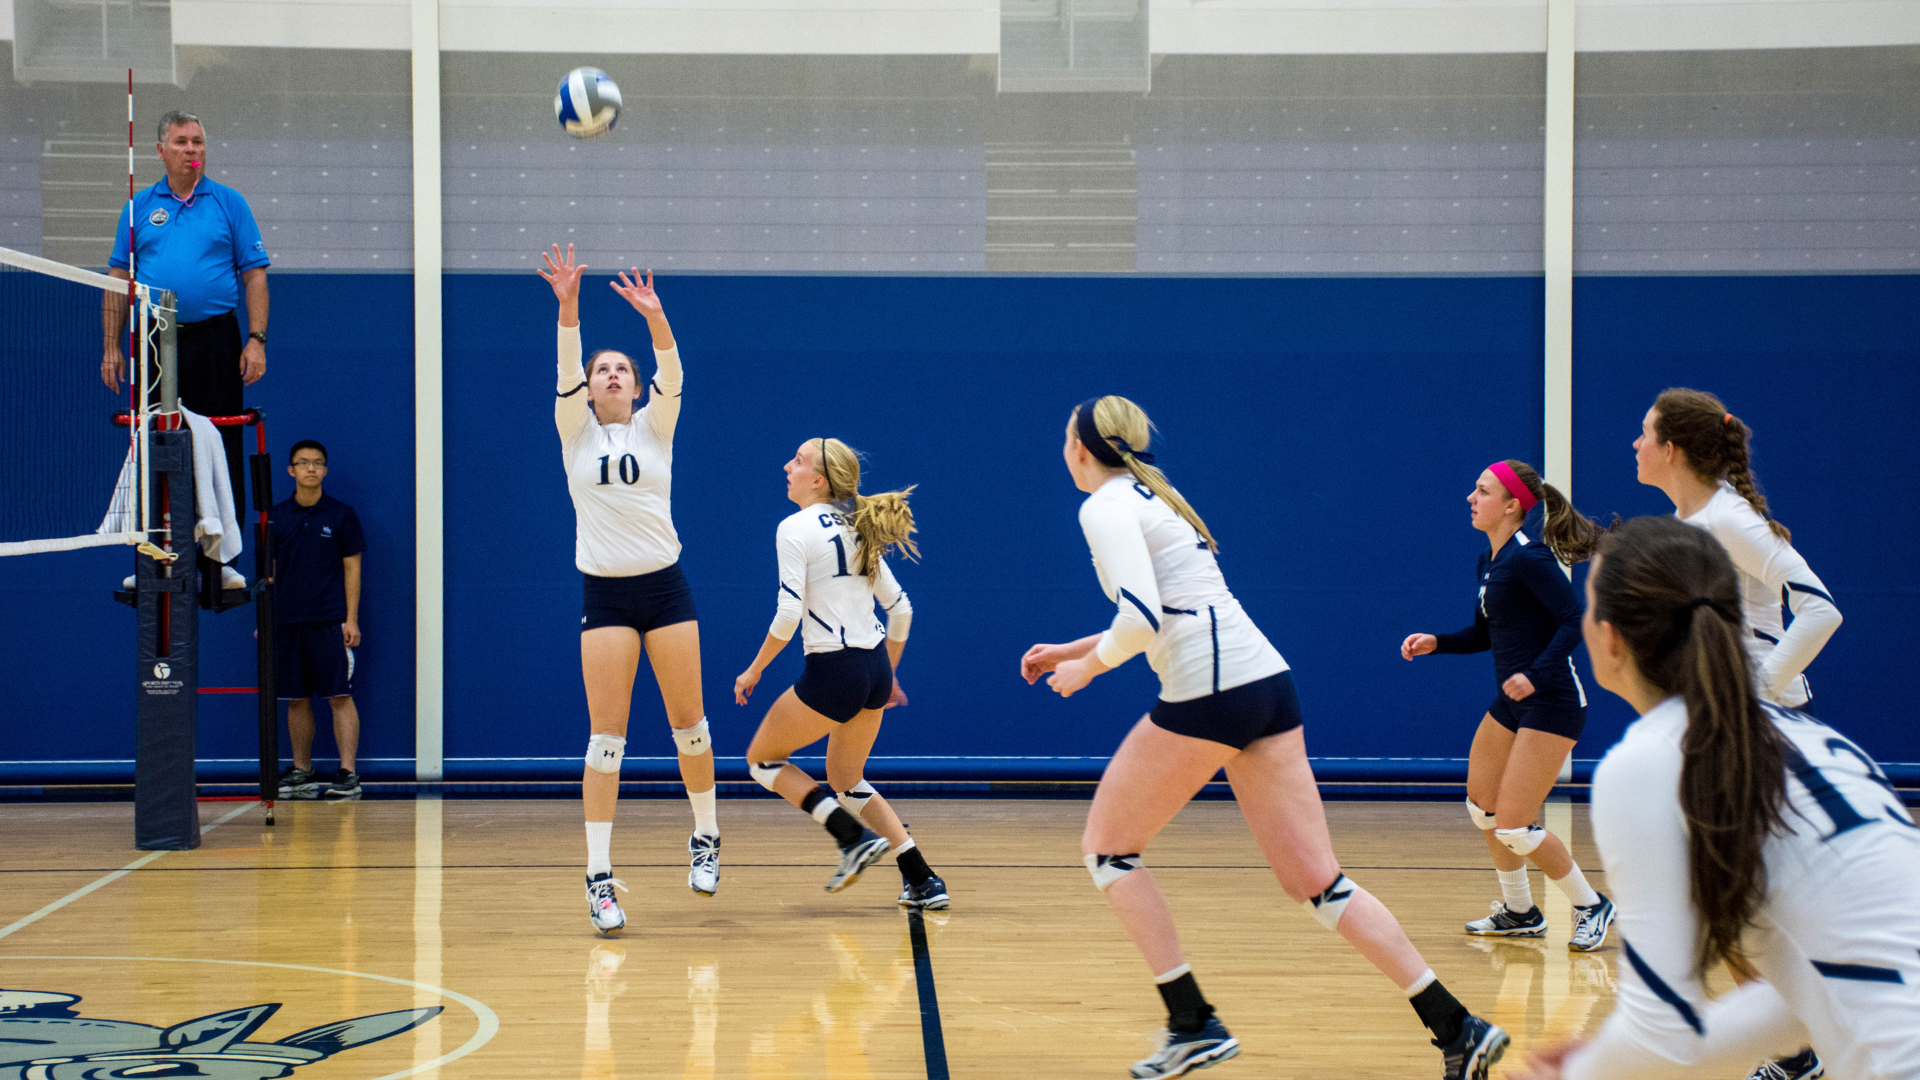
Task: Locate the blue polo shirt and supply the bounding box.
[109,177,270,324]
[270,494,366,625]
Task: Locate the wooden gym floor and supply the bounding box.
[0,797,1621,1079]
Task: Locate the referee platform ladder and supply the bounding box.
[112,407,281,846]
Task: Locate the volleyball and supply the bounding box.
[554,67,622,140]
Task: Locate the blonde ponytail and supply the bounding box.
[816,437,919,581]
[1083,395,1218,553]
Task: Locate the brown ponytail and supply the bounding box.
[1592,516,1790,975]
[1085,396,1219,553]
[1651,388,1790,542]
[1498,459,1613,564]
[816,437,919,581]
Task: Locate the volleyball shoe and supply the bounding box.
[688,834,720,896]
[1465,901,1546,937]
[586,873,628,935]
[1437,1015,1510,1080]
[1130,1017,1240,1078]
[826,831,890,892]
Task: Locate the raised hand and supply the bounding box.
[538,243,587,305]
[611,268,663,320]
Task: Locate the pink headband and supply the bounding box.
[1489,462,1538,511]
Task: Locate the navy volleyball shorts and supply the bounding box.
[275,622,354,699]
[581,563,698,635]
[793,646,893,723]
[1150,671,1305,750]
[1488,692,1586,741]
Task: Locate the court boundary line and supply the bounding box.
[0,801,257,941]
[0,955,499,1080]
[906,909,950,1080]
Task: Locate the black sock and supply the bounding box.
[1408,980,1469,1047]
[799,788,866,848]
[1155,971,1215,1034]
[896,845,934,886]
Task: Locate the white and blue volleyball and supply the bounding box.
[555,67,622,140]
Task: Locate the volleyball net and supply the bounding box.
[0,245,169,557]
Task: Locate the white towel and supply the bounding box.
[99,408,243,564]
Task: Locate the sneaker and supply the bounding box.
[322,769,362,801]
[1130,1017,1240,1079]
[1436,1014,1509,1080]
[1569,893,1616,952]
[1749,1049,1824,1080]
[825,831,890,893]
[898,874,950,910]
[688,833,720,896]
[585,872,628,935]
[278,766,323,800]
[1464,901,1546,937]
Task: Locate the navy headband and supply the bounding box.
[1074,398,1155,467]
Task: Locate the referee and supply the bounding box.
[102,109,270,515]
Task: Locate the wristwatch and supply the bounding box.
[248,330,268,344]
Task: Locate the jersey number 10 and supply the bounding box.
[597,454,640,486]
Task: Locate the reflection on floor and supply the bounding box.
[0,798,1620,1079]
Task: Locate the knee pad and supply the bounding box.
[1466,797,1497,831]
[837,780,876,815]
[671,718,711,756]
[1084,853,1142,893]
[1496,825,1546,856]
[748,759,788,792]
[585,734,626,775]
[1301,873,1356,930]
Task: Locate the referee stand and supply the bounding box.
[113,401,279,846]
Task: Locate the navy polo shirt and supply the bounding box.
[270,494,366,625]
[109,177,269,324]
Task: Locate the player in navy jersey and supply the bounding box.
[1510,516,1919,1080]
[1402,460,1616,950]
[538,245,719,936]
[1634,389,1843,1080]
[736,438,948,908]
[1023,396,1506,1080]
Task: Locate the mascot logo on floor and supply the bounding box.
[0,989,442,1080]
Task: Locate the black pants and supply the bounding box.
[175,311,246,516]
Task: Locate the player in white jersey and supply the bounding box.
[1634,387,1844,1080]
[1020,396,1508,1080]
[1401,460,1615,949]
[1511,515,1920,1080]
[1635,388,1841,712]
[538,245,719,936]
[736,438,948,907]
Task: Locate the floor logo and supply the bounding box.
[0,988,442,1080]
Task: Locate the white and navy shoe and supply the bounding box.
[585,872,628,936]
[825,831,890,893]
[1130,1017,1240,1079]
[1749,1049,1824,1080]
[688,834,720,896]
[898,874,949,910]
[1437,1014,1509,1080]
[1569,893,1616,952]
[1465,901,1546,937]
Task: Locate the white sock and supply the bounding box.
[1498,867,1533,913]
[1402,968,1437,997]
[585,821,613,877]
[687,786,718,838]
[1549,862,1601,908]
[1153,963,1192,984]
[893,837,917,855]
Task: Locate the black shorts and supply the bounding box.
[1150,671,1304,751]
[1488,692,1586,741]
[175,311,246,513]
[275,622,353,699]
[581,563,698,635]
[793,646,893,723]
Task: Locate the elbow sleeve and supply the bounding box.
[651,345,682,397]
[768,611,799,642]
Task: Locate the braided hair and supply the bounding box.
[1652,388,1790,542]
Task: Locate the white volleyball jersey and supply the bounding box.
[1568,698,1920,1080]
[1080,475,1286,702]
[555,323,684,577]
[1680,483,1840,707]
[769,503,912,654]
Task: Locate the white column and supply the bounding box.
[411,0,445,782]
[1543,0,1575,503]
